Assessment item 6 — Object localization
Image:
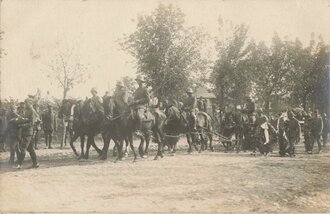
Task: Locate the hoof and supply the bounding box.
[99,155,107,160]
[142,155,148,159]
[153,156,158,160]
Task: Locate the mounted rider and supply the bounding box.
[131,75,150,130]
[113,81,129,116]
[242,96,256,125]
[90,87,104,121]
[182,87,197,131]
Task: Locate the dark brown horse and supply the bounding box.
[59,99,104,159]
[165,107,214,154]
[111,106,166,162]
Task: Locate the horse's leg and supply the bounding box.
[128,133,137,162]
[85,135,95,160]
[209,133,214,152]
[144,130,152,157]
[100,132,110,160]
[186,133,192,154]
[124,137,129,157]
[90,135,102,156]
[79,135,85,160]
[199,132,205,153]
[138,135,145,158]
[69,132,80,157]
[153,129,163,160]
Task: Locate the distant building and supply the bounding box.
[195,86,216,114]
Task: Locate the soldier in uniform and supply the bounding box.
[310,110,323,153]
[113,81,129,116]
[321,113,329,146]
[197,96,204,111]
[16,99,39,169]
[2,104,22,164]
[42,105,57,149]
[277,109,288,156]
[304,113,312,154]
[243,96,256,125]
[285,111,301,157]
[90,87,104,120]
[182,88,197,131]
[131,75,150,131]
[32,104,42,150]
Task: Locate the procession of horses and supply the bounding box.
[1,74,327,169]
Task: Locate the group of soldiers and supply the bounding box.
[221,97,329,157]
[0,97,57,169]
[1,74,329,169]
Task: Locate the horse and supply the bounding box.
[221,111,237,151]
[98,96,123,160]
[112,104,166,162]
[172,109,213,154]
[59,99,104,159]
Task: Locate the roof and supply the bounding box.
[195,87,216,99]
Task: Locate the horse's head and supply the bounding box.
[59,99,73,119]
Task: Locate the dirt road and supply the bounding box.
[0,139,329,213]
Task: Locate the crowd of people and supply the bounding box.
[0,98,57,169]
[0,75,329,169]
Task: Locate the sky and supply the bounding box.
[1,0,329,101]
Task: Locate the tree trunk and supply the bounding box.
[302,93,308,111]
[61,87,69,147]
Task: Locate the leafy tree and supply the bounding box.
[46,43,89,100]
[250,34,297,112]
[211,20,254,108]
[121,3,209,101]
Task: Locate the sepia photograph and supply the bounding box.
[0,0,329,213]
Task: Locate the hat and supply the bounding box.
[135,75,145,82]
[116,81,124,87]
[91,87,98,93]
[24,98,33,104]
[186,88,193,94]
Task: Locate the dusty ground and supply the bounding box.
[0,138,329,213]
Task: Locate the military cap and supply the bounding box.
[186,88,193,94]
[116,81,124,87]
[91,87,98,93]
[135,75,145,82]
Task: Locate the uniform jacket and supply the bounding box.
[183,96,196,111]
[21,107,35,136]
[42,110,57,131]
[91,96,104,114]
[285,117,301,140]
[311,116,323,135]
[114,87,129,114]
[133,86,150,109]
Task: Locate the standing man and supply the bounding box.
[277,109,288,156]
[285,111,301,157]
[32,104,41,150]
[131,75,150,131]
[311,110,323,154]
[16,99,39,169]
[321,113,329,146]
[2,104,21,164]
[182,88,197,131]
[42,105,57,149]
[304,113,313,154]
